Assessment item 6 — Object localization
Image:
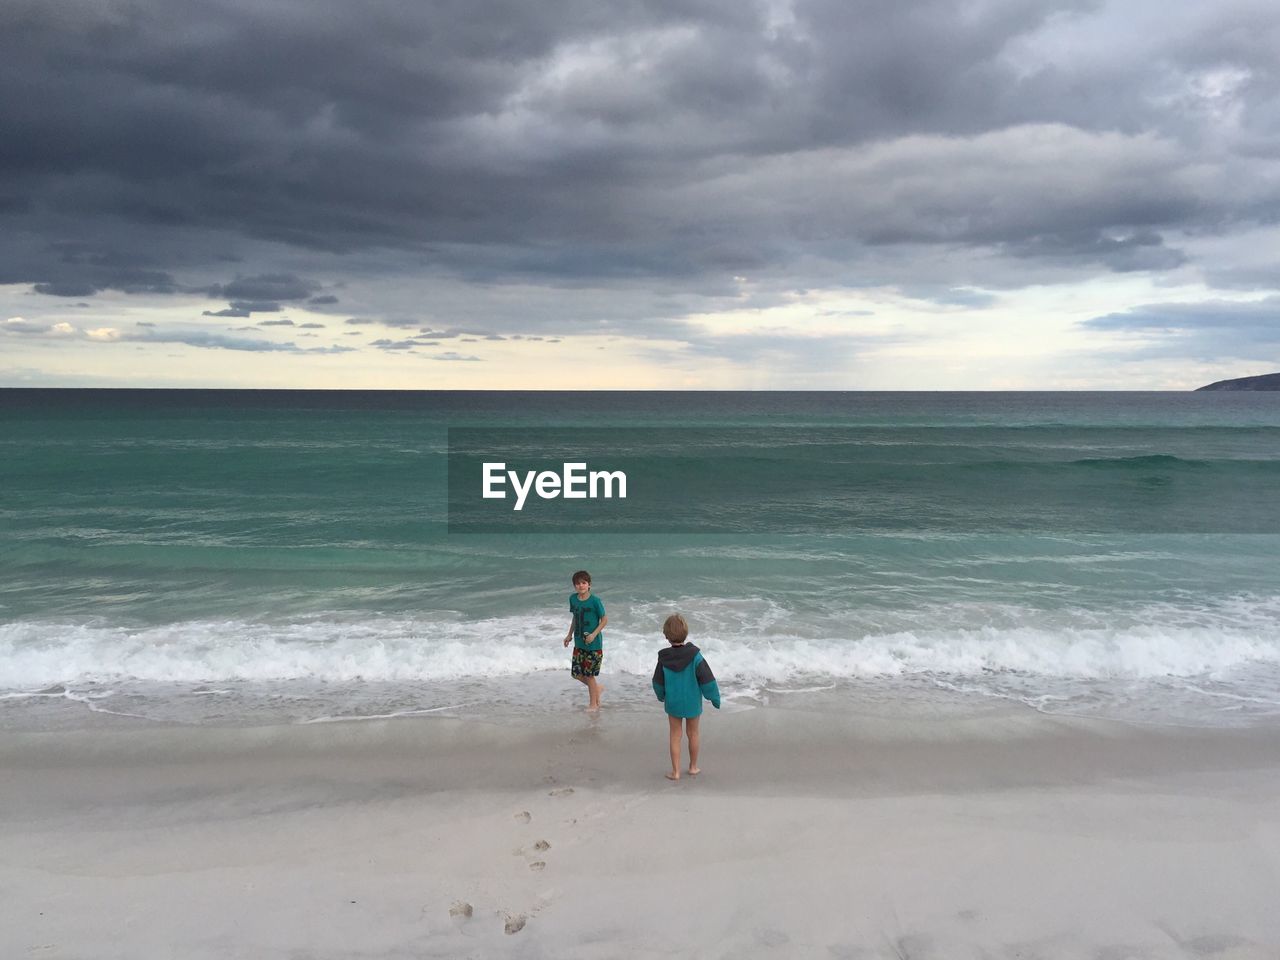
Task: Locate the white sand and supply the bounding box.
[2,705,1279,959]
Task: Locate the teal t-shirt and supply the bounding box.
[569,593,605,651]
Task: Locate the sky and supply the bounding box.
[2,0,1278,389]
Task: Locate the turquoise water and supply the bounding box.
[2,389,1279,728]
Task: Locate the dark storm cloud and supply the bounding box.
[32,280,100,298]
[9,242,179,297]
[202,300,284,317]
[205,274,316,301]
[3,0,1279,327]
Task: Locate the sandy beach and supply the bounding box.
[3,703,1278,959]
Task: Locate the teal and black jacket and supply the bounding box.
[652,643,721,718]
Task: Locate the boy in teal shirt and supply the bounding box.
[652,613,720,780]
[562,570,607,711]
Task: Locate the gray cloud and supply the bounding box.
[128,329,354,354]
[32,281,99,298]
[2,317,68,335]
[416,328,466,339]
[2,0,1279,346]
[429,352,482,361]
[1082,296,1280,360]
[2,316,353,354]
[13,243,180,297]
[205,274,315,301]
[203,299,284,317]
[1202,263,1280,292]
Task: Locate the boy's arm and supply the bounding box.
[585,614,608,643]
[695,657,721,709]
[583,597,606,643]
[652,659,665,702]
[564,614,574,648]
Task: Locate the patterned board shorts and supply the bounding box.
[571,647,603,678]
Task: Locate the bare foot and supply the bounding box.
[688,767,701,776]
[666,771,680,781]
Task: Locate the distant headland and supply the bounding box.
[1195,373,1280,391]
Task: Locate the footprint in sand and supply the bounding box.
[529,861,546,871]
[513,811,531,823]
[448,901,473,919]
[533,839,550,851]
[504,913,527,935]
[549,787,574,797]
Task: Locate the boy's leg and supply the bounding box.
[586,675,602,710]
[687,716,701,775]
[582,650,603,709]
[667,716,683,780]
[570,649,589,698]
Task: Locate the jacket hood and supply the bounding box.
[658,642,700,673]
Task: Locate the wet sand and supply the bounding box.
[2,705,1279,958]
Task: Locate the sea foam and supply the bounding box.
[2,599,1278,689]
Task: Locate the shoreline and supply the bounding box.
[4,706,1279,958]
[7,665,1279,733]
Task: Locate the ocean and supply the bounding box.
[2,389,1279,729]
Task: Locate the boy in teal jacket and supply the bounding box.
[652,613,720,781]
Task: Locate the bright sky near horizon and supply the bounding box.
[2,0,1278,389]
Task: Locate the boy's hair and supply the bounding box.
[571,570,592,586]
[662,613,689,643]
